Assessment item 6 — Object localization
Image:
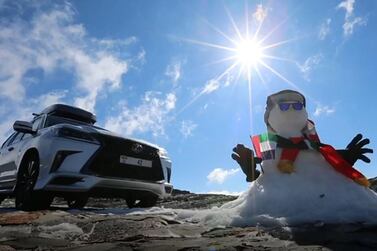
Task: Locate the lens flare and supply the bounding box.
[236,39,264,68]
[176,4,301,134]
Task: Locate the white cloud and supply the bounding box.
[253,4,268,23]
[136,48,146,64]
[318,18,331,40]
[342,17,366,36]
[104,92,176,137]
[313,104,336,117]
[180,120,198,138]
[207,168,240,184]
[0,90,67,143]
[96,36,138,48]
[165,61,182,84]
[32,91,68,109]
[0,1,131,112]
[338,0,355,18]
[297,54,323,81]
[337,0,367,37]
[201,79,220,95]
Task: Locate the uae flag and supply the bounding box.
[251,133,278,160]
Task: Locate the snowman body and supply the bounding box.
[233,92,377,224]
[238,148,377,224]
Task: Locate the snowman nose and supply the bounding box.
[278,102,304,111]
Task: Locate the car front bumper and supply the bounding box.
[38,172,173,199]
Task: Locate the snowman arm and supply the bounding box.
[231,144,261,182]
[255,157,262,164]
[336,134,373,166]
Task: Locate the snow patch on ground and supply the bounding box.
[0,225,32,238]
[59,148,377,229]
[38,223,83,239]
[116,150,377,227]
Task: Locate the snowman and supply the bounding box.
[229,89,377,224]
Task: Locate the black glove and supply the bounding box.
[231,144,262,182]
[337,134,373,166]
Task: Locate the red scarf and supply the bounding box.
[273,120,369,187]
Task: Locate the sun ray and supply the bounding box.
[236,64,245,83]
[175,61,239,116]
[261,54,298,64]
[247,67,253,134]
[175,93,204,117]
[258,16,290,44]
[261,37,300,50]
[245,1,250,38]
[204,55,238,67]
[203,19,238,46]
[259,60,298,89]
[252,6,266,41]
[180,38,236,52]
[215,61,240,82]
[225,6,243,41]
[254,64,266,85]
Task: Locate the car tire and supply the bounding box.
[138,195,158,208]
[67,196,88,209]
[125,197,137,208]
[126,194,158,208]
[0,194,5,205]
[15,155,52,211]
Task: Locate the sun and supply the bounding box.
[177,4,299,133]
[180,11,295,87]
[235,38,264,68]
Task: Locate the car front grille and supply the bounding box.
[80,133,164,181]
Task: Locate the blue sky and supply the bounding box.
[1,0,377,194]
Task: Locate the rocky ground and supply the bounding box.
[1,189,377,251]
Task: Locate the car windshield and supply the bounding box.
[44,115,108,131]
[45,115,91,127]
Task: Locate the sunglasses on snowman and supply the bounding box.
[278,102,304,111]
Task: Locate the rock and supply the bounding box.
[172,188,192,195]
[0,211,44,225]
[0,245,16,251]
[159,190,238,209]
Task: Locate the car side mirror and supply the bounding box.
[13,121,36,134]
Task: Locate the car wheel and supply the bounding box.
[0,194,5,205]
[126,197,137,208]
[126,195,158,208]
[138,195,158,208]
[67,196,88,209]
[15,155,52,211]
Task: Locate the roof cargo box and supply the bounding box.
[41,104,96,124]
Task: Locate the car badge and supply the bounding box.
[131,143,143,154]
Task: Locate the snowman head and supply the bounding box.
[264,90,308,136]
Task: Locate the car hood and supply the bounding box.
[59,124,164,151]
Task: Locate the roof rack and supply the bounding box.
[40,104,97,124]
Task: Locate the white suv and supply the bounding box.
[0,104,173,211]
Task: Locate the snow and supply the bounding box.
[91,147,377,228]
[118,146,377,228]
[83,147,377,228]
[193,95,377,227]
[66,100,377,228]
[38,223,84,239]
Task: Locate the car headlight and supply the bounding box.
[158,148,169,158]
[49,127,98,144]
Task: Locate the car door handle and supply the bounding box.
[8,147,14,152]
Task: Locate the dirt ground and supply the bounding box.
[1,192,377,251]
